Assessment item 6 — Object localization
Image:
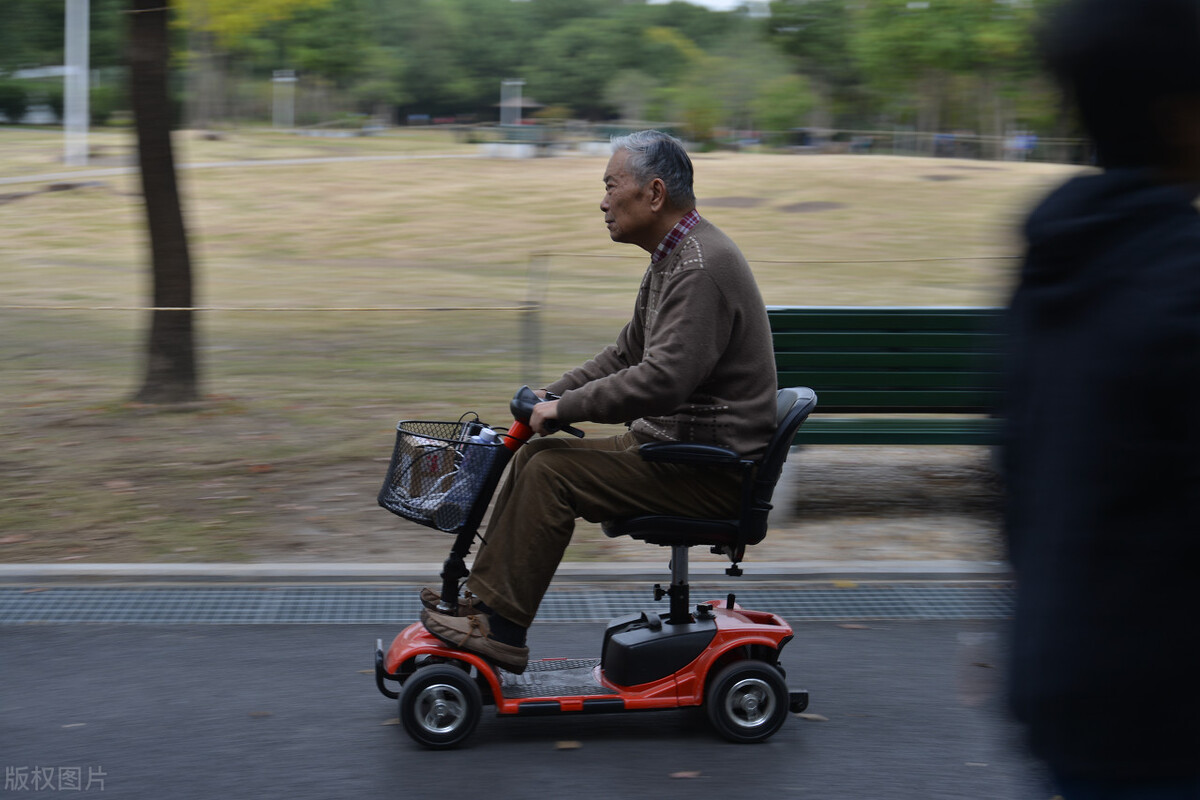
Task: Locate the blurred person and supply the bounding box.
[419,130,777,673]
[1003,0,1200,796]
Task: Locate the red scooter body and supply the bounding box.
[374,390,807,748]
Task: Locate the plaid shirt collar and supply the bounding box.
[650,209,702,265]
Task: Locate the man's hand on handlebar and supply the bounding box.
[530,398,560,436]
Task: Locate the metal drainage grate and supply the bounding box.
[0,584,1012,625]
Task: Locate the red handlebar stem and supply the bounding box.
[504,420,533,451]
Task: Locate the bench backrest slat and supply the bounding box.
[772,331,999,350]
[769,306,1004,416]
[768,306,1004,330]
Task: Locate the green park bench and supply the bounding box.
[769,306,1005,446]
[499,125,553,147]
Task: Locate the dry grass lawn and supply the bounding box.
[0,127,1080,563]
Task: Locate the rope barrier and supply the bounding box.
[0,305,539,312]
[533,251,1019,264]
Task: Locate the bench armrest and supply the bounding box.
[638,442,743,466]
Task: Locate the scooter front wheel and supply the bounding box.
[398,663,483,748]
[705,660,790,743]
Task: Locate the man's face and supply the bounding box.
[601,149,657,249]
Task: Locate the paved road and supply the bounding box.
[1,587,1048,800]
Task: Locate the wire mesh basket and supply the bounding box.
[377,419,506,533]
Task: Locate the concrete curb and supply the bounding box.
[0,560,1012,585]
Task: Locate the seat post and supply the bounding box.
[667,544,691,624]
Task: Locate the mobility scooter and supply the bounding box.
[374,385,818,748]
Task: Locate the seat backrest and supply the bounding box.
[738,386,818,545]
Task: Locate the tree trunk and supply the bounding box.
[917,72,942,155]
[128,0,199,403]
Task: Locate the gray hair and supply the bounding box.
[611,130,696,209]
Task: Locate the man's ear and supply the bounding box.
[647,177,669,212]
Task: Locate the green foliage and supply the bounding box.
[676,82,724,143]
[753,74,815,139]
[528,17,639,119]
[0,0,1062,139]
[0,1,67,73]
[179,0,340,49]
[91,83,128,126]
[533,104,572,122]
[0,81,30,123]
[45,82,64,121]
[0,0,1018,141]
[605,71,659,123]
[0,0,128,73]
[768,0,858,87]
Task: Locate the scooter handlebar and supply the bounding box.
[509,386,584,439]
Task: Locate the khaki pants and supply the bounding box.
[467,431,742,627]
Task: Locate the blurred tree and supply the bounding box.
[707,25,801,135]
[0,0,128,71]
[965,0,1041,156]
[0,83,30,123]
[767,0,865,128]
[605,70,658,122]
[638,0,742,50]
[752,73,816,141]
[130,0,337,404]
[443,0,536,115]
[395,0,478,118]
[641,25,706,83]
[674,78,724,142]
[128,0,198,402]
[854,0,1044,150]
[178,0,336,128]
[525,0,611,33]
[529,16,641,119]
[855,0,964,137]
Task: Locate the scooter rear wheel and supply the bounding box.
[705,660,790,743]
[398,663,482,748]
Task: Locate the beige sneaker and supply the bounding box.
[420,608,530,674]
[419,587,484,615]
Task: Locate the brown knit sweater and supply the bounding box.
[545,218,777,458]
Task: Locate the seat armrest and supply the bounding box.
[638,442,743,466]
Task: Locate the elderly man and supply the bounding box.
[420,130,777,673]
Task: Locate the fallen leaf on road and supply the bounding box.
[796,713,829,722]
[670,771,702,779]
[381,718,399,726]
[555,740,582,750]
[839,623,870,630]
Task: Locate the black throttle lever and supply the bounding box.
[510,386,584,438]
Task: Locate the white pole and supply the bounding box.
[273,70,297,129]
[500,79,524,127]
[64,0,90,166]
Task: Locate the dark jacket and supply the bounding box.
[1003,169,1200,778]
